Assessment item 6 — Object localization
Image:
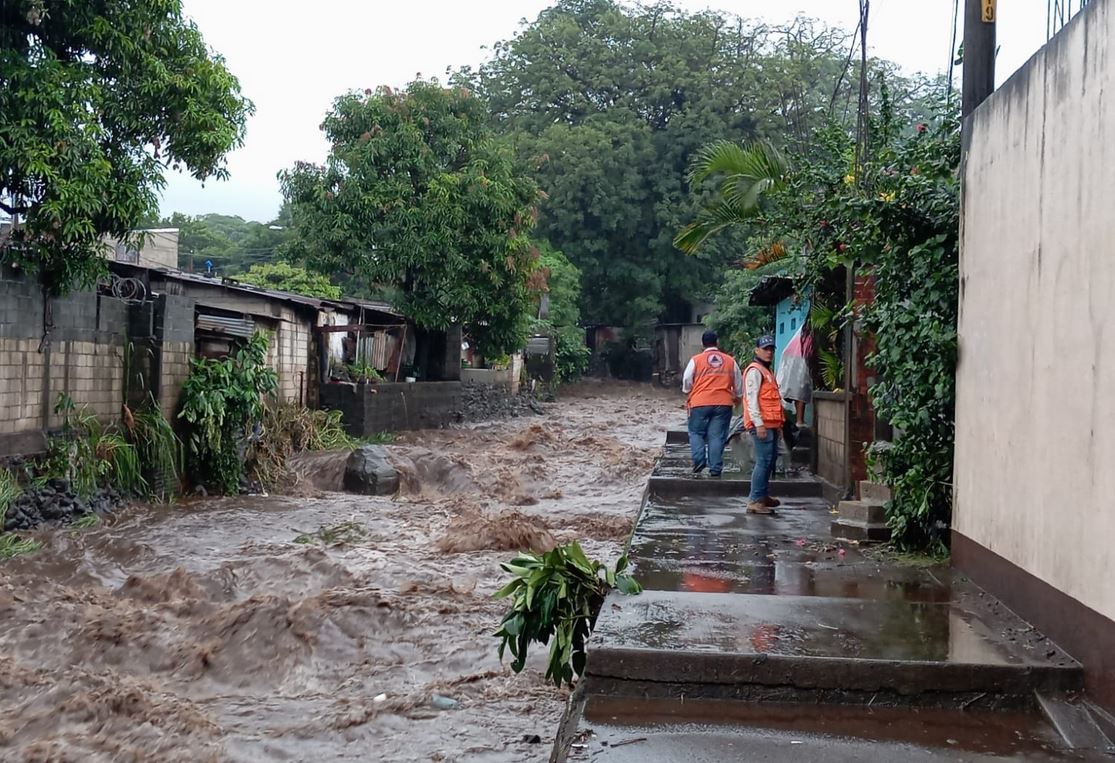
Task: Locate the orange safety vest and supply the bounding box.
[687,349,739,408]
[742,361,785,430]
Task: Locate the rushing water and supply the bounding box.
[0,383,676,762]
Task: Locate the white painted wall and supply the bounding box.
[955,0,1115,621]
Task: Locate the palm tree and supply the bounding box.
[674,140,790,255]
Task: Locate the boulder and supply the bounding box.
[343,445,400,496]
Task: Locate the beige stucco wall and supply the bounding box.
[955,0,1115,621]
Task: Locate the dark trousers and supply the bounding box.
[688,405,732,475]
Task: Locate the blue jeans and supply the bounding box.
[749,429,779,501]
[688,405,732,475]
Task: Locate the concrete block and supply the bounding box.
[838,499,887,524]
[831,518,892,543]
[859,481,892,503]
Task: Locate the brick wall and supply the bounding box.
[320,381,462,435]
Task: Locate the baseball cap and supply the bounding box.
[756,334,776,349]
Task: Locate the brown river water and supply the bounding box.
[0,383,677,762]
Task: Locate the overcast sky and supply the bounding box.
[161,0,1051,223]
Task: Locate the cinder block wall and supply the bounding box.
[320,382,462,435]
[0,278,128,454]
[814,393,847,489]
[0,276,196,456]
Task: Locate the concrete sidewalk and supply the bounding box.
[551,430,1112,761]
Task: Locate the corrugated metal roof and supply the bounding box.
[152,269,405,318]
[196,313,255,338]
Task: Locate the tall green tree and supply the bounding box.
[0,0,252,293]
[280,81,542,357]
[455,2,861,327]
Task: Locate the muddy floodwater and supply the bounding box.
[0,383,676,762]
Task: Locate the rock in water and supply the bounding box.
[343,445,400,496]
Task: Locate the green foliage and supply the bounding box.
[71,514,101,531]
[676,140,790,254]
[533,245,589,382]
[731,83,960,550]
[280,81,542,358]
[703,268,775,361]
[178,333,278,494]
[127,401,183,502]
[552,324,591,384]
[50,394,145,499]
[0,469,20,528]
[0,533,41,560]
[139,211,292,276]
[0,1,252,294]
[345,362,383,384]
[237,262,341,300]
[457,4,880,326]
[494,543,641,687]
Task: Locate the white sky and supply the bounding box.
[161,0,1050,222]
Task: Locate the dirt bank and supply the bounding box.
[0,382,678,762]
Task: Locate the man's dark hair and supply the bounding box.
[701,330,718,348]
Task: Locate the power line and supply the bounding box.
[947,0,961,102]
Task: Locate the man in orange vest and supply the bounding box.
[744,334,786,514]
[682,330,743,478]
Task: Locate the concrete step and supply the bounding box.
[838,499,887,524]
[859,480,892,503]
[831,518,892,542]
[665,429,688,444]
[585,589,1083,707]
[554,695,1085,762]
[1036,691,1115,753]
[648,474,824,499]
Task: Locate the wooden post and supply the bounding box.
[962,0,997,119]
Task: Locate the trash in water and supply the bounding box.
[430,694,458,710]
[373,693,387,703]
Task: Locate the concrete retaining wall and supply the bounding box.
[955,0,1115,624]
[320,381,462,435]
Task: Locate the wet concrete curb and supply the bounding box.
[646,475,824,499]
[586,647,1083,706]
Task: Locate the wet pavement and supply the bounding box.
[555,427,1098,760]
[563,696,1095,762]
[0,382,675,762]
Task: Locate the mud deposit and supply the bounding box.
[0,383,676,762]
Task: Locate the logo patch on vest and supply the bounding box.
[707,353,724,368]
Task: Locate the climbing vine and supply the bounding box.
[720,85,960,550]
[178,332,278,494]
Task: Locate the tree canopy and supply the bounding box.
[236,262,341,300]
[143,211,291,276]
[454,1,866,326]
[0,0,252,293]
[280,81,543,357]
